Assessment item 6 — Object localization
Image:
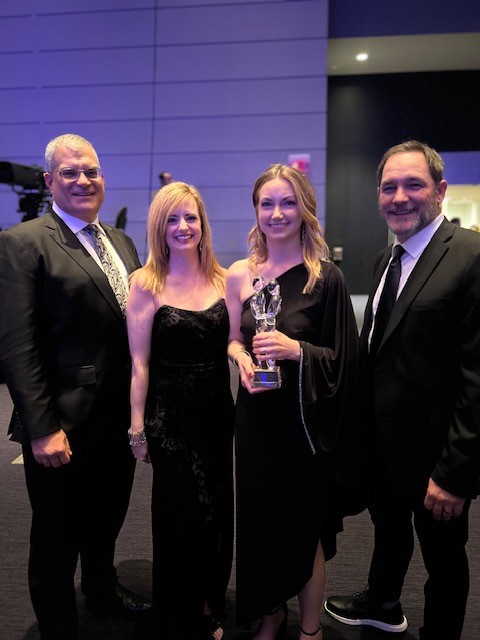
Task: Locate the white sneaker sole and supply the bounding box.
[324,601,408,633]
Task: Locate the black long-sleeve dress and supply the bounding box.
[234,263,363,625]
[140,299,234,639]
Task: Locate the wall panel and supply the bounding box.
[155,2,325,43]
[155,39,326,82]
[0,89,46,122]
[41,85,155,121]
[151,113,326,153]
[152,76,327,118]
[37,13,155,49]
[0,52,43,88]
[38,49,156,86]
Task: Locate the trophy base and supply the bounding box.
[253,367,282,389]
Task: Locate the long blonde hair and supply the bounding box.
[137,182,225,295]
[248,164,330,293]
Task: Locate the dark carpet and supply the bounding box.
[1,380,479,639]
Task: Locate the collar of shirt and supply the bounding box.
[52,203,129,284]
[400,213,444,261]
[370,214,445,345]
[395,213,444,295]
[52,202,100,236]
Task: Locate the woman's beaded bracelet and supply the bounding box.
[128,429,147,447]
[229,349,252,367]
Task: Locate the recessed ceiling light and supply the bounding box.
[356,52,369,62]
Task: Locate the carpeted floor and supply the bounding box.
[1,381,479,639]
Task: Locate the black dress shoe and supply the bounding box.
[324,588,407,632]
[86,582,151,614]
[113,582,152,613]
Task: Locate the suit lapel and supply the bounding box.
[101,224,138,274]
[379,221,451,350]
[44,212,124,320]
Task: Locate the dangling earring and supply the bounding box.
[199,238,203,252]
[301,222,306,244]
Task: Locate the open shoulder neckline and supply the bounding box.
[253,262,305,282]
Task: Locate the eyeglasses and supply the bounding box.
[56,167,104,182]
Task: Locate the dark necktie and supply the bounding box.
[370,244,405,357]
[84,224,127,314]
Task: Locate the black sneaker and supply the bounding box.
[324,588,408,633]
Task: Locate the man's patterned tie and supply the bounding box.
[84,224,127,314]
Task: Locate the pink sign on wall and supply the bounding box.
[288,153,311,177]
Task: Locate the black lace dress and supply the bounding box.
[141,300,234,639]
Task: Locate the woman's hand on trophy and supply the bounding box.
[252,331,301,363]
[234,349,270,394]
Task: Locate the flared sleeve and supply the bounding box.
[298,263,366,515]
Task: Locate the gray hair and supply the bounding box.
[45,133,100,172]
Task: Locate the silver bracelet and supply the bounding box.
[128,429,147,447]
[229,349,252,367]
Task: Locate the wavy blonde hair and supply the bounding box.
[136,182,225,295]
[248,164,330,294]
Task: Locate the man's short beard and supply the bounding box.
[381,196,441,240]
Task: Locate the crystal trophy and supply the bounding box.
[250,276,282,389]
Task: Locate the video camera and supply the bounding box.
[0,161,51,222]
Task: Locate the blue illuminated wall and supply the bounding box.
[0,0,328,265]
[1,0,478,290]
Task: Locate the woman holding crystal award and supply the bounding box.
[225,164,362,640]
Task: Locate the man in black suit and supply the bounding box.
[324,141,480,640]
[0,134,149,639]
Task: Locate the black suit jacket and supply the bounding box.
[360,218,480,499]
[0,210,141,444]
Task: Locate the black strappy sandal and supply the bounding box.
[256,603,288,639]
[301,622,322,637]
